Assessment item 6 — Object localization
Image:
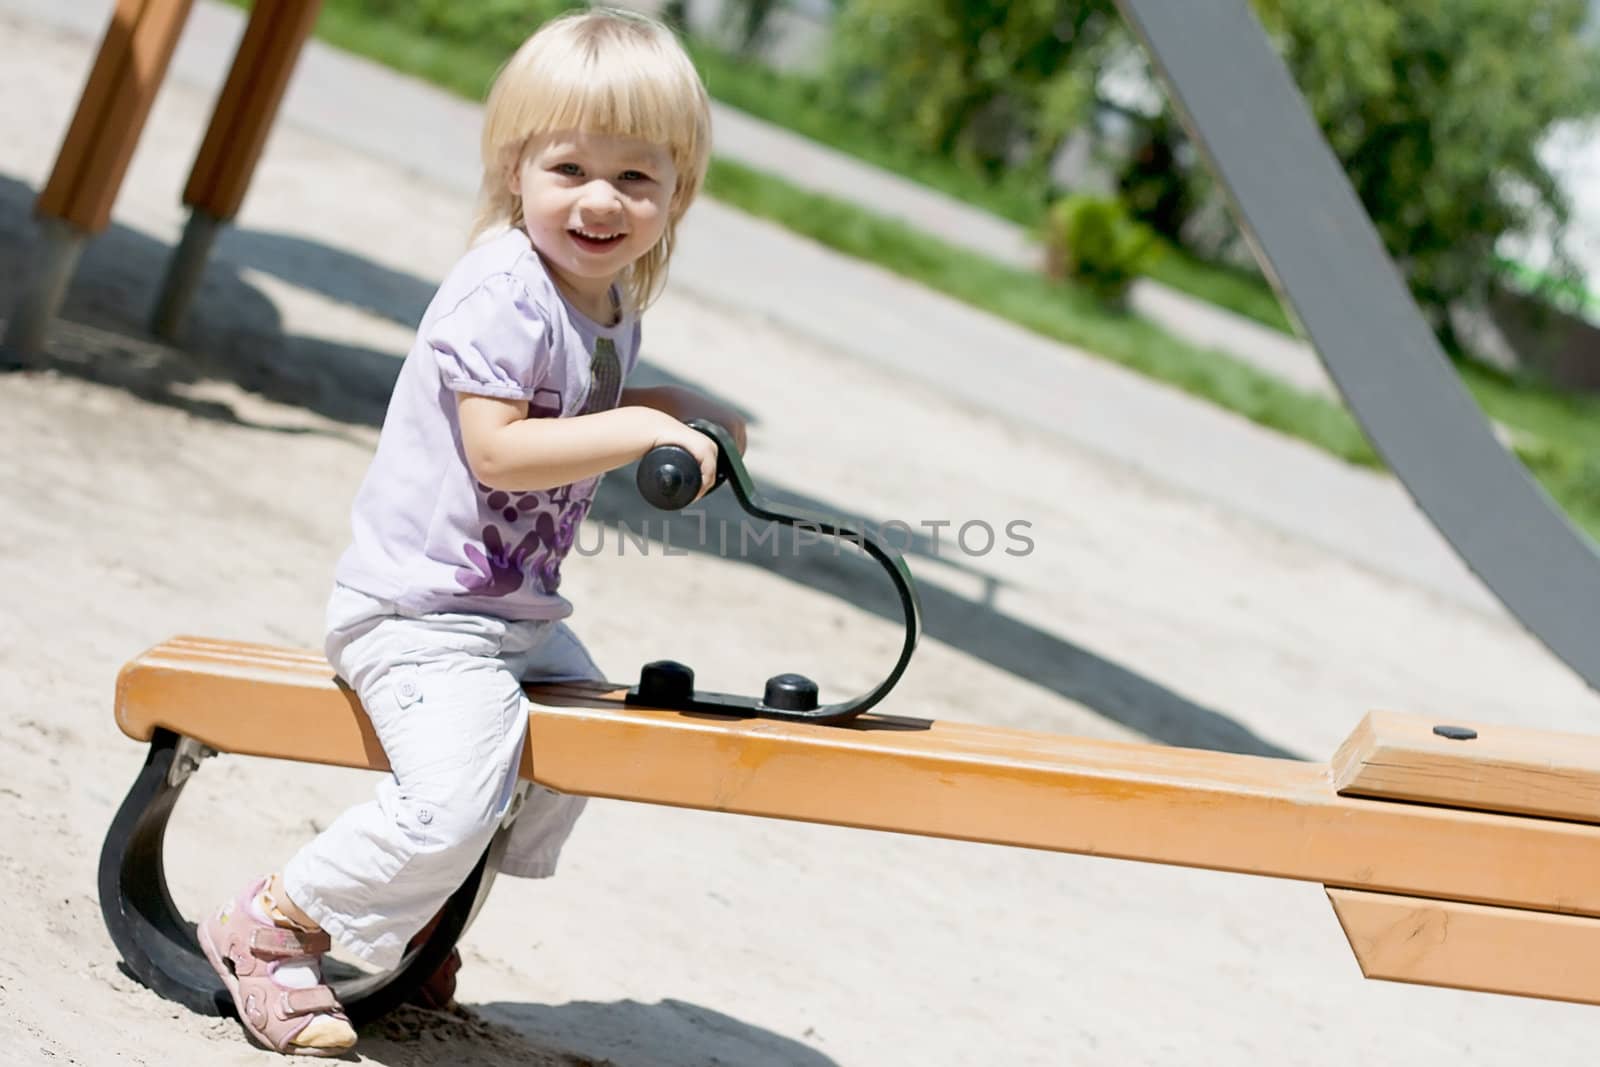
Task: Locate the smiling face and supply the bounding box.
[510,129,678,318]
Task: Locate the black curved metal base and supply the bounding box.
[97,729,488,1023]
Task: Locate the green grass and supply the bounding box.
[689,44,1306,337]
[1144,243,1297,334]
[686,46,1050,230]
[301,2,507,101]
[249,1,1600,541]
[1461,362,1600,538]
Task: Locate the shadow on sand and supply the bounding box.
[0,171,1292,759]
[346,1000,841,1067]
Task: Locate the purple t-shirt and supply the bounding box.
[334,227,641,621]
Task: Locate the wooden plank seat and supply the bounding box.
[105,636,1600,1018]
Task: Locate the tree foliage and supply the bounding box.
[1253,0,1599,314]
[827,0,1600,315]
[824,0,1120,178]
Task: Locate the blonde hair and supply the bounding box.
[473,7,712,313]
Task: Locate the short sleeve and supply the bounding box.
[426,273,552,400]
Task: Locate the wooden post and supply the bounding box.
[4,0,196,357]
[152,0,323,339]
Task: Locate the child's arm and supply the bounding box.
[458,394,719,495]
[621,385,748,454]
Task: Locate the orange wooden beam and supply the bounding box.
[37,0,196,233]
[1335,708,1600,824]
[116,637,1600,926]
[1328,888,1600,1007]
[182,0,322,220]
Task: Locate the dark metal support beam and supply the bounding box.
[1114,0,1600,694]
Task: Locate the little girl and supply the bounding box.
[197,9,743,1055]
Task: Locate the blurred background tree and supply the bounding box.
[730,0,785,54]
[1253,0,1599,323]
[816,0,1600,323]
[822,0,1120,182]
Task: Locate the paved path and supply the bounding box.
[708,102,1337,397]
[6,0,1502,618]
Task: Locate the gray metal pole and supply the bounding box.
[151,209,223,341]
[2,217,86,365]
[1114,0,1600,694]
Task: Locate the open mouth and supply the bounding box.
[569,229,626,253]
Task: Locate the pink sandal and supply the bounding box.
[197,878,354,1057]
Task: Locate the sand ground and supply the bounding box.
[2,11,1599,1066]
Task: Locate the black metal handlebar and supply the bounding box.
[630,420,921,725]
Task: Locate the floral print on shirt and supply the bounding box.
[454,337,622,598]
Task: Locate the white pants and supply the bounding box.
[282,585,595,969]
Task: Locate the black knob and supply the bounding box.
[637,660,695,706]
[637,445,701,511]
[763,673,819,712]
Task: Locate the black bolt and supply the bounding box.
[763,673,820,712]
[637,660,695,707]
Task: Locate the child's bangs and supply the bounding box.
[518,48,703,165]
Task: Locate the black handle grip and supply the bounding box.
[637,422,729,510]
[626,418,923,725]
[636,444,702,510]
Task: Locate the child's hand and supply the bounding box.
[645,413,720,501]
[688,398,746,455]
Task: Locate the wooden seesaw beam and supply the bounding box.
[115,636,1600,1007]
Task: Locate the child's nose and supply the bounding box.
[577,180,623,215]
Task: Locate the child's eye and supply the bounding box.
[620,170,652,183]
[553,163,583,177]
